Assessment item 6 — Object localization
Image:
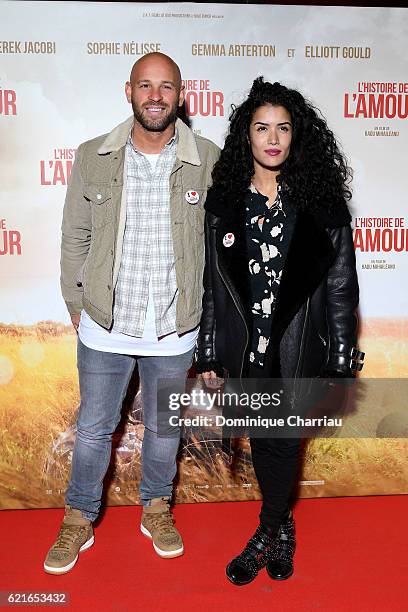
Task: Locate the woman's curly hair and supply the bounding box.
[212,77,352,214]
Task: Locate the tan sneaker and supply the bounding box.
[44,506,94,575]
[140,497,184,558]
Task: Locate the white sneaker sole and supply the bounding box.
[140,523,184,558]
[43,534,95,575]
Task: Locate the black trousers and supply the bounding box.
[248,361,302,534]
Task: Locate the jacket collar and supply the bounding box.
[97,116,201,166]
[205,187,239,220]
[205,186,351,229]
[208,187,338,342]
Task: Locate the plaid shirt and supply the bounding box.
[113,133,178,337]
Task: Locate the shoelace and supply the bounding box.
[148,509,174,535]
[53,524,85,551]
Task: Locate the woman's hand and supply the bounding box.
[198,370,224,389]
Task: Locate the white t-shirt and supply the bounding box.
[78,152,199,356]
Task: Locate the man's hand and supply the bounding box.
[70,313,81,333]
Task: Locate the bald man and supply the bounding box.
[45,53,219,574]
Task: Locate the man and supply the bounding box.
[44,53,219,574]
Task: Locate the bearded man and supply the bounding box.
[44,53,219,574]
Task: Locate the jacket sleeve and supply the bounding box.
[195,212,223,376]
[322,224,361,376]
[60,143,91,316]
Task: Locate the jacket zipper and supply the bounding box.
[294,297,310,380]
[215,257,249,378]
[290,297,310,408]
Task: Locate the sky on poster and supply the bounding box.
[0,2,407,323]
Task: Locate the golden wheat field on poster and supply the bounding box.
[1,318,407,509]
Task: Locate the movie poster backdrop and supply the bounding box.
[1,2,407,509]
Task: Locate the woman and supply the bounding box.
[196,78,363,585]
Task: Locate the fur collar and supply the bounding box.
[206,186,340,344]
[204,186,352,229]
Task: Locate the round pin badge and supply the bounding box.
[223,233,235,248]
[185,190,200,205]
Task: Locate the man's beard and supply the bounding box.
[132,100,179,132]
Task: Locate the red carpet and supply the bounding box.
[0,496,406,611]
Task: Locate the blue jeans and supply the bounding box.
[66,339,194,521]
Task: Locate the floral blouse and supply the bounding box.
[245,185,296,367]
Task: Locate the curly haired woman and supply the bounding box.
[196,78,363,585]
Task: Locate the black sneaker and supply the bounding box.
[266,515,295,580]
[226,525,275,586]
